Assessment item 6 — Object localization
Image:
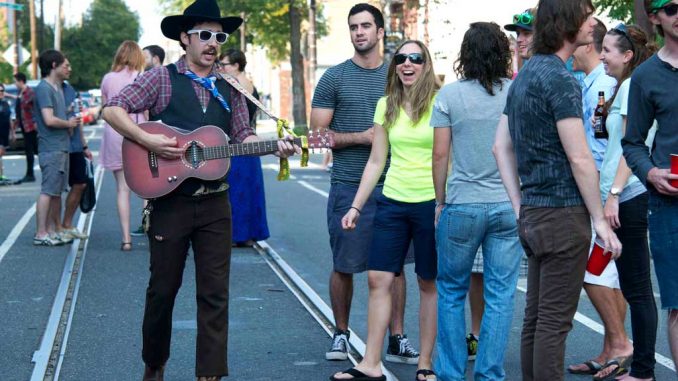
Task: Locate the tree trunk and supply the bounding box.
[289,0,307,130]
[635,0,655,41]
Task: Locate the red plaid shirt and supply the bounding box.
[106,55,253,143]
[20,86,37,133]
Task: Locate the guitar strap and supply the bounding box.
[218,72,309,180]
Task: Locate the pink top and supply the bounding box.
[99,68,147,171]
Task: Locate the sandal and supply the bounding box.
[567,359,603,375]
[416,369,436,381]
[593,355,632,381]
[329,368,386,381]
[120,242,132,251]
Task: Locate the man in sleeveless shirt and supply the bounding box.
[102,1,296,380]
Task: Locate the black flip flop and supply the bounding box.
[415,369,437,381]
[329,368,386,381]
[567,359,603,375]
[593,355,632,381]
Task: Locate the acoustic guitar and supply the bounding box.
[122,121,332,198]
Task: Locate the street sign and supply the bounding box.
[2,44,30,67]
[0,2,24,11]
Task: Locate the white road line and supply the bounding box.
[516,285,675,372]
[256,241,398,381]
[271,165,676,373]
[30,165,105,381]
[0,203,36,265]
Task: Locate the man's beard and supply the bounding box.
[353,40,377,54]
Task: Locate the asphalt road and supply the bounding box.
[0,124,675,380]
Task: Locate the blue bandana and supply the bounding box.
[183,70,231,112]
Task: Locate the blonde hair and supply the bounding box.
[383,40,440,130]
[110,40,145,73]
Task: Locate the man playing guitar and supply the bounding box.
[102,0,297,380]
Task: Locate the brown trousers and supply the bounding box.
[517,205,591,381]
[142,191,232,377]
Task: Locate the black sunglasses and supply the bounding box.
[653,3,678,16]
[394,53,425,65]
[187,29,229,44]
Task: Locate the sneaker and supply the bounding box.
[325,330,349,361]
[130,225,145,237]
[62,227,88,239]
[385,334,419,365]
[53,232,73,245]
[33,235,61,246]
[466,333,478,361]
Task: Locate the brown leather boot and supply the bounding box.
[142,364,165,381]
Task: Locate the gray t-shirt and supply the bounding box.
[34,80,70,152]
[312,59,388,185]
[431,79,512,204]
[505,54,584,207]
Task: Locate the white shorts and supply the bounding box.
[583,233,620,289]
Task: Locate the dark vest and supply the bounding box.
[151,64,233,195]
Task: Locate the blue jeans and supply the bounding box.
[435,202,522,380]
[648,191,678,310]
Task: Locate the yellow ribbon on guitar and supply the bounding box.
[276,119,309,180]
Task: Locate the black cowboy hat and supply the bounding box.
[161,0,243,41]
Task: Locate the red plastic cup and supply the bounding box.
[587,237,612,276]
[671,154,678,188]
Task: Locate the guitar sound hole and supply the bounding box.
[184,141,205,169]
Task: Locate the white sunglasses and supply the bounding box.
[187,29,229,44]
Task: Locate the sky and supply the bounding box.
[44,0,165,47]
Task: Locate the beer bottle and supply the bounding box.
[593,91,608,139]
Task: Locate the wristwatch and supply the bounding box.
[609,187,622,198]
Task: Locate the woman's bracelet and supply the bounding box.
[350,206,361,214]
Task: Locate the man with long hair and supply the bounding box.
[493,0,622,379]
[623,0,678,372]
[311,3,419,366]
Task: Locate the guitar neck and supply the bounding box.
[202,137,302,160]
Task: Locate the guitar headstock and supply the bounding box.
[306,129,334,150]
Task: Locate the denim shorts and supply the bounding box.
[39,151,69,196]
[368,194,436,280]
[648,192,678,310]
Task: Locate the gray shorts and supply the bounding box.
[39,151,69,196]
[327,183,414,274]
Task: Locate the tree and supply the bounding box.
[593,0,654,40]
[62,0,140,89]
[289,0,306,129]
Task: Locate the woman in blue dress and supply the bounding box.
[219,49,270,246]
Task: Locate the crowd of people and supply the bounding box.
[4,0,677,379]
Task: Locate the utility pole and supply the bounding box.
[12,0,19,73]
[308,0,316,88]
[39,0,44,52]
[54,0,62,50]
[30,0,38,78]
[240,11,246,52]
